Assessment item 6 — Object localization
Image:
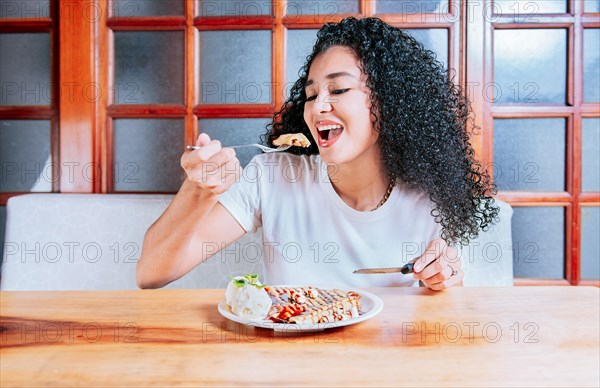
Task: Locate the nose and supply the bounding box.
[311,91,333,115]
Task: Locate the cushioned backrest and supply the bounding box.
[0,194,262,290]
[1,194,513,290]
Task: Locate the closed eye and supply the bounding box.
[305,95,317,102]
[331,88,350,95]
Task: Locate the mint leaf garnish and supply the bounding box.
[230,274,268,289]
[230,276,248,288]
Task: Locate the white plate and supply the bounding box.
[217,286,384,332]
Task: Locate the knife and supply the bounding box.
[353,262,414,275]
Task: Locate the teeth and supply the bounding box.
[317,124,343,131]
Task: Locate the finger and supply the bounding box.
[186,150,238,185]
[183,139,222,169]
[211,159,242,194]
[442,245,461,267]
[424,264,454,285]
[185,146,234,169]
[197,133,211,147]
[197,139,223,161]
[203,147,236,166]
[428,270,464,291]
[415,254,448,281]
[181,143,221,172]
[414,246,448,280]
[418,244,452,280]
[413,239,447,273]
[199,150,236,186]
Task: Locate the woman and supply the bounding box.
[137,17,498,290]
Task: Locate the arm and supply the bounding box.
[136,134,246,289]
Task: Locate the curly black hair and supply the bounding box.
[264,17,499,245]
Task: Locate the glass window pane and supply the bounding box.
[113,119,184,192]
[286,0,359,15]
[0,33,50,105]
[581,207,600,280]
[512,207,565,279]
[200,30,271,104]
[114,31,184,104]
[403,29,448,71]
[0,0,49,18]
[377,0,446,13]
[584,29,600,102]
[584,0,600,13]
[493,0,567,14]
[286,29,318,97]
[0,120,51,192]
[494,29,567,104]
[493,118,566,191]
[199,118,271,167]
[112,0,184,16]
[582,118,600,192]
[197,0,271,16]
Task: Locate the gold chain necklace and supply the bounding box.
[370,175,396,212]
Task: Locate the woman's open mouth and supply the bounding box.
[317,124,344,148]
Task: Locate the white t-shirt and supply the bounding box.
[219,153,442,287]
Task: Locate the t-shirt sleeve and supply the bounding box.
[218,156,263,233]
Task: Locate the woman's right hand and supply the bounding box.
[181,133,242,196]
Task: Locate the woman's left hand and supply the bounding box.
[412,239,464,290]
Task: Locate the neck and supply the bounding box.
[326,152,392,212]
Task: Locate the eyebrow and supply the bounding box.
[305,71,358,88]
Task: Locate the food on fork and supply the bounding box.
[272,133,311,148]
[225,274,361,324]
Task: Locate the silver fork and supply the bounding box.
[186,144,291,153]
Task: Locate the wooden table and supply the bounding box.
[1,287,598,387]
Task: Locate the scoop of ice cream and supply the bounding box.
[225,276,272,320]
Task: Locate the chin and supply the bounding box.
[318,150,351,168]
